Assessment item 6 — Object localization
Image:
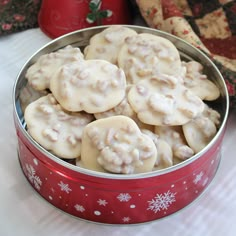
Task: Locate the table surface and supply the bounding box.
[0,28,236,236]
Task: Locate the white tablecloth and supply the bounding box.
[0,28,236,236]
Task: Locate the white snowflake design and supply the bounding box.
[147,190,176,213]
[117,193,132,202]
[58,181,72,194]
[25,164,42,190]
[97,199,108,206]
[74,204,85,212]
[193,171,204,184]
[122,217,131,223]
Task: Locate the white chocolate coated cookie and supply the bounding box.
[155,126,194,160]
[20,82,48,113]
[81,116,157,174]
[25,45,84,90]
[128,74,205,126]
[84,25,137,64]
[141,129,173,170]
[50,59,126,113]
[183,104,220,153]
[118,33,183,84]
[94,85,135,119]
[202,103,221,127]
[182,61,220,101]
[94,85,154,131]
[24,94,94,159]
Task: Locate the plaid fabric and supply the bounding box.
[136,0,236,108]
[0,0,41,36]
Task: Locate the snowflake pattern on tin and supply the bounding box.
[193,171,204,184]
[122,216,131,223]
[97,199,108,206]
[58,181,72,194]
[117,193,132,202]
[147,190,176,213]
[25,164,42,190]
[74,204,85,212]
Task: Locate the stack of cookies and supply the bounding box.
[21,26,221,175]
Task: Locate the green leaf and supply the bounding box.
[98,10,112,19]
[89,0,101,11]
[89,2,98,12]
[98,10,107,18]
[86,13,96,24]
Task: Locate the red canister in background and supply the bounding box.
[38,0,132,38]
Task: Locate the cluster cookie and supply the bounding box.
[23,25,221,175]
[24,94,94,159]
[118,33,184,84]
[50,59,126,113]
[81,116,157,174]
[26,45,84,91]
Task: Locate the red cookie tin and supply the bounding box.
[38,0,131,38]
[13,25,229,224]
